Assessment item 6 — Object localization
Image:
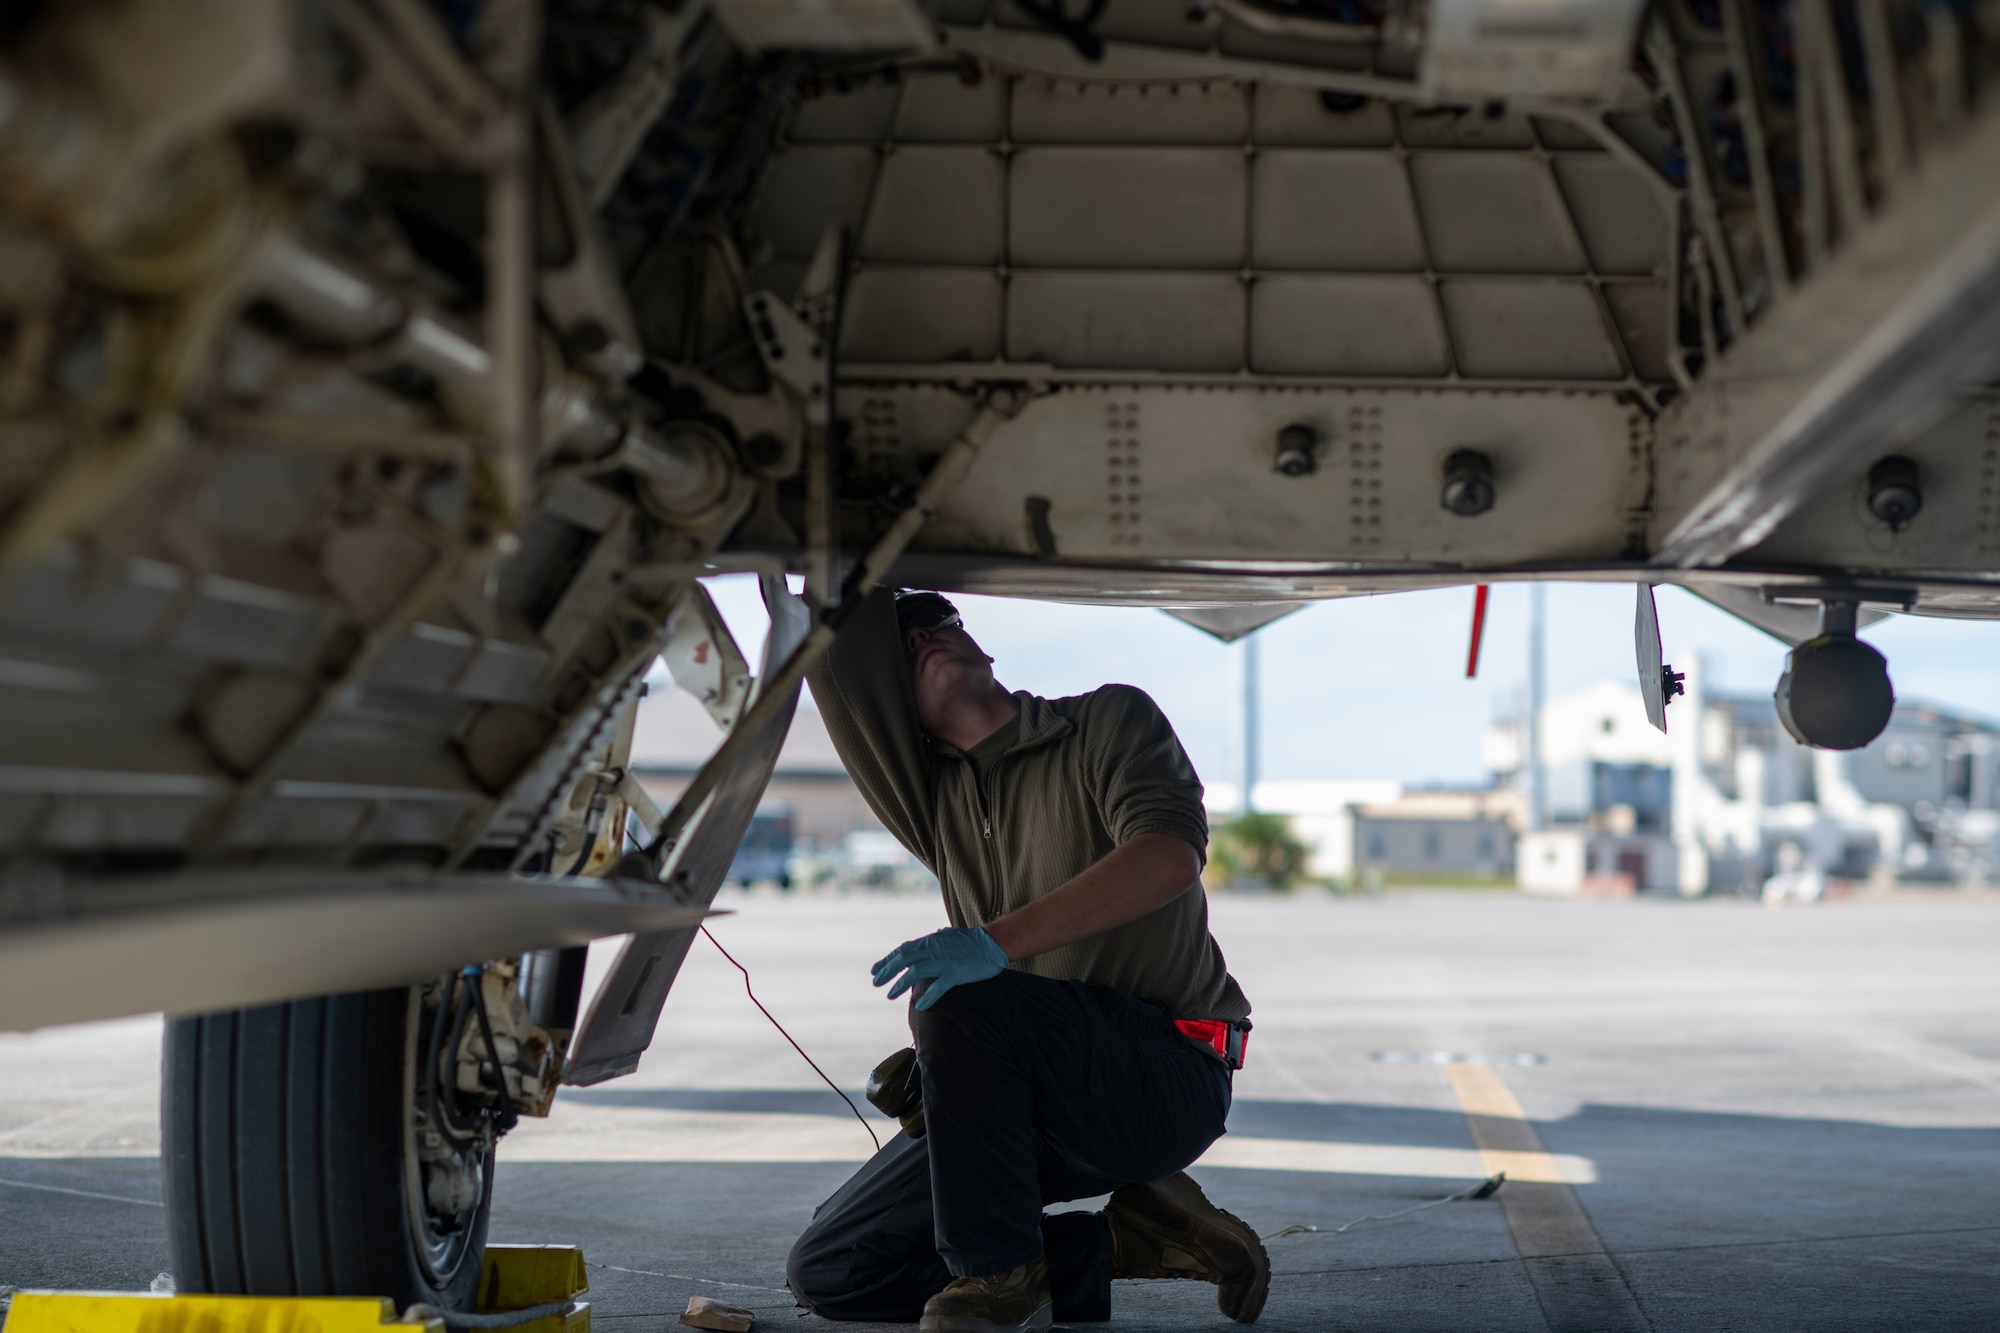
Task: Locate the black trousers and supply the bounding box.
[787,969,1232,1323]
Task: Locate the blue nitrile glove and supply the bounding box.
[870,927,1009,1011]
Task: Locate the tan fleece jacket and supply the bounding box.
[805,589,1250,1024]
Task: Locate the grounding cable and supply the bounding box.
[403,1301,576,1328]
[1262,1173,1507,1242]
[688,923,1504,1215]
[701,925,882,1153]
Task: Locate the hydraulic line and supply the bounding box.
[435,979,486,1144]
[406,1301,578,1329]
[466,965,519,1131]
[1202,0,1380,43]
[255,233,731,517]
[0,57,735,520]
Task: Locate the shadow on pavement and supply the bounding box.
[3,1098,1996,1332]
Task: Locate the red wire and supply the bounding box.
[700,925,882,1153]
[1466,584,1490,678]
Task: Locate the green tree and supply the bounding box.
[1208,811,1311,890]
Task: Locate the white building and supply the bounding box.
[1489,668,2000,896]
[1207,779,1403,880]
[1206,780,1523,882]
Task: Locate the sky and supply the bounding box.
[682,576,2000,790]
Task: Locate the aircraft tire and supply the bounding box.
[161,986,493,1309]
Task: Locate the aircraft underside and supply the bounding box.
[0,0,1997,1310]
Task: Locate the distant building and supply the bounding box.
[1206,780,1519,883]
[1207,780,1400,880]
[1484,680,1681,893]
[1352,788,1523,881]
[1488,671,2000,895]
[630,683,882,854]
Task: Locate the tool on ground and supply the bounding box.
[1262,1172,1506,1241]
[678,1295,754,1331]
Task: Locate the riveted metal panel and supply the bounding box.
[902,385,1646,565]
[1746,395,2000,575]
[1394,104,1539,149]
[781,69,1673,388]
[1533,117,1605,150]
[756,145,878,261]
[1441,280,1623,379]
[1602,284,1674,382]
[1251,152,1426,271]
[842,267,1004,362]
[1250,276,1452,376]
[1007,271,1246,370]
[1251,85,1397,147]
[1412,154,1587,274]
[1553,155,1669,276]
[1009,148,1247,268]
[859,148,1006,264]
[1010,79,1249,144]
[895,73,1007,141]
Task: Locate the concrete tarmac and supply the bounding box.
[2,888,1997,1331]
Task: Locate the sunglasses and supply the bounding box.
[906,609,962,635]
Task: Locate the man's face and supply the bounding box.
[904,619,996,710]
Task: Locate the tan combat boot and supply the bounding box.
[918,1255,1053,1333]
[1105,1171,1271,1323]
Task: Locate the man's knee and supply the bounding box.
[785,1222,836,1311]
[787,1209,894,1317]
[784,1134,942,1320]
[910,970,1023,1053]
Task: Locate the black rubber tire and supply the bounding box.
[161,988,491,1308]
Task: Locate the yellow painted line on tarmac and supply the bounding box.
[1444,1062,1650,1333]
[1446,1060,1533,1121]
[1445,1063,1589,1192]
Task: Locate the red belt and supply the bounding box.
[1175,1018,1249,1070]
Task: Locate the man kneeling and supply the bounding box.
[786,590,1268,1332]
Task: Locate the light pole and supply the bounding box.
[1242,634,1260,817]
[1528,583,1546,832]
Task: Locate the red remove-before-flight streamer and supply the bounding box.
[1466,584,1490,678]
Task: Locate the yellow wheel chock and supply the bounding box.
[3,1246,590,1333]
